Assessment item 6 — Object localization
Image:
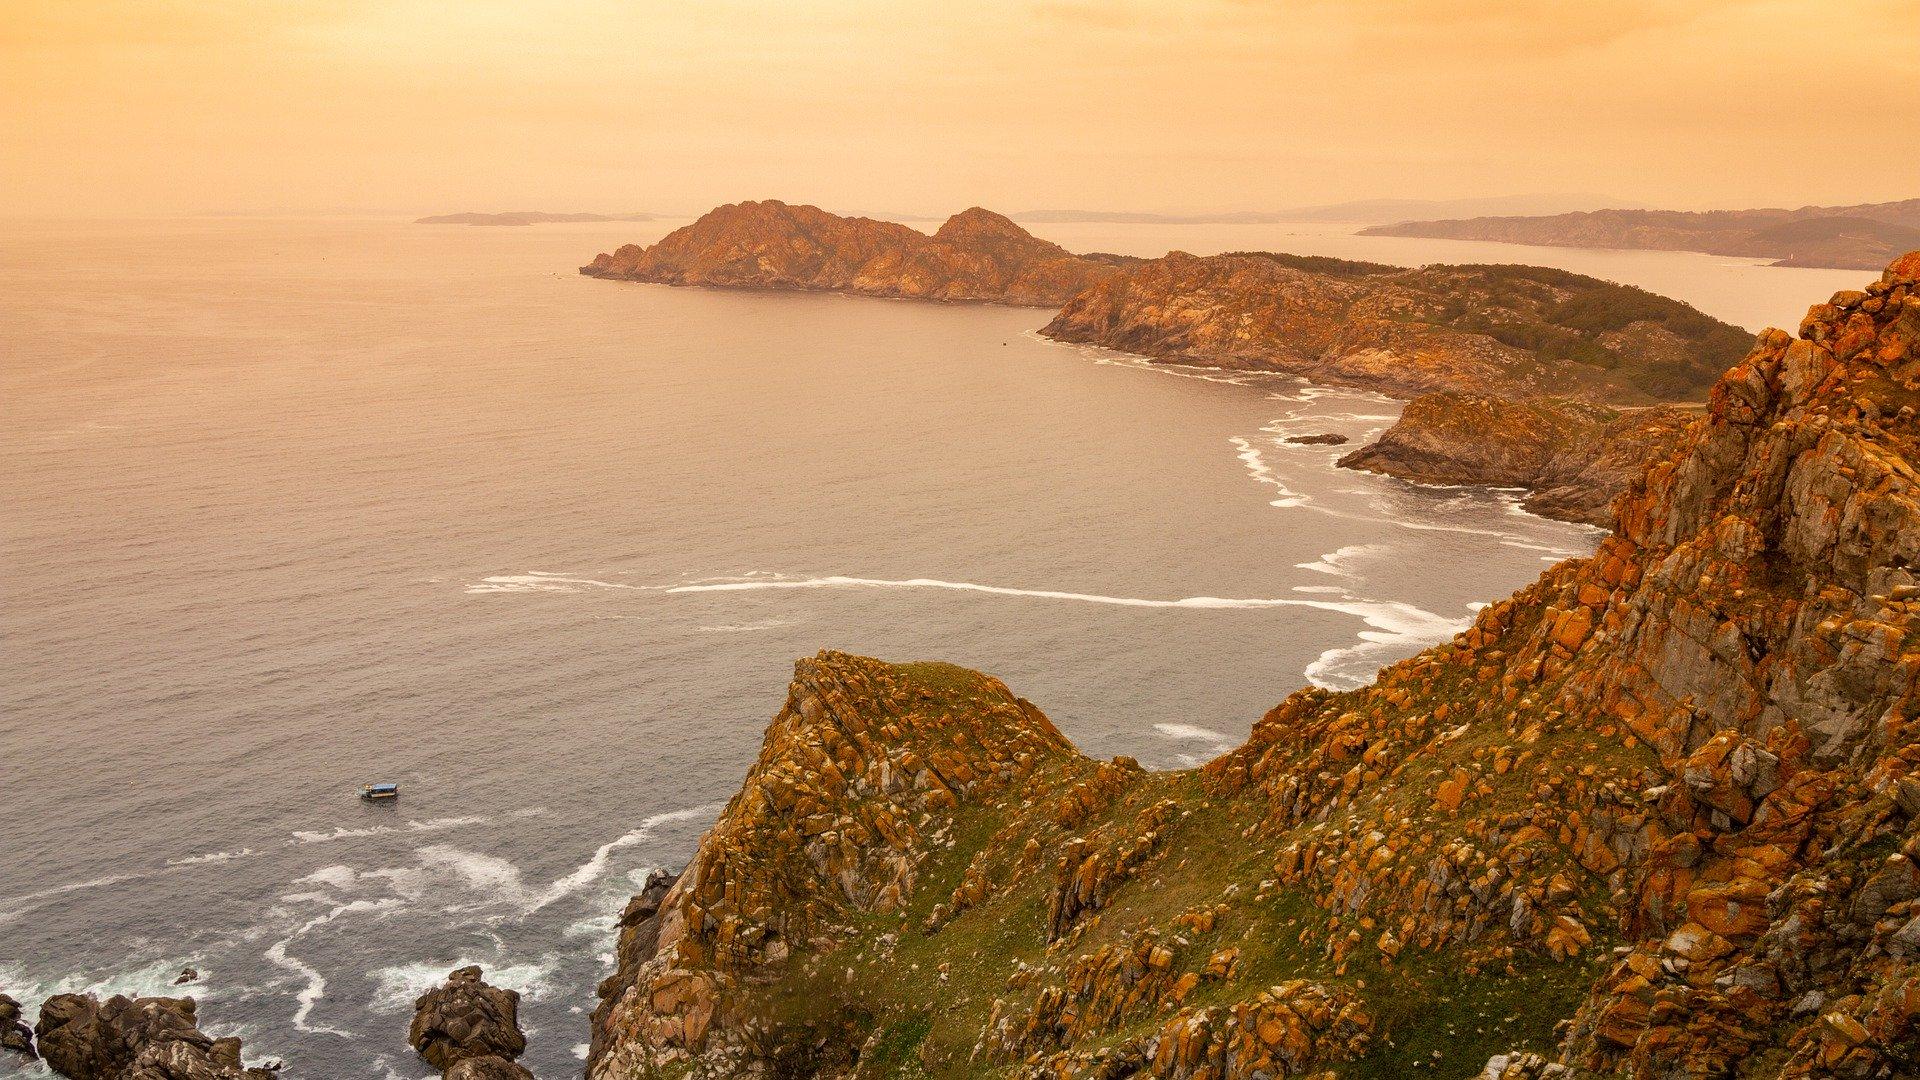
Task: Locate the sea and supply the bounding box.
[0,213,1865,1077]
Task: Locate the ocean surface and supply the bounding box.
[0,215,1865,1077]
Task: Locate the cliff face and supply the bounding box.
[592,254,1920,1079]
[1361,201,1920,272]
[1039,252,1751,405]
[580,201,1133,306]
[1337,396,1701,527]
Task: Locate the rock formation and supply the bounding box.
[587,253,1920,1078]
[1337,395,1700,526]
[1,993,34,1058]
[409,966,531,1079]
[32,993,274,1080]
[580,201,1135,306]
[1362,200,1920,271]
[1039,251,1750,404]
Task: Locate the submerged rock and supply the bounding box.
[409,966,528,1074]
[1284,432,1350,445]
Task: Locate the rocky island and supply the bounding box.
[580,200,1138,307]
[1362,200,1920,272]
[584,254,1920,1077]
[583,204,1761,526]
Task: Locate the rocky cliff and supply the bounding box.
[580,202,1134,306]
[1337,396,1701,527]
[1361,201,1920,272]
[589,253,1920,1078]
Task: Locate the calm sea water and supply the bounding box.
[0,216,1861,1077]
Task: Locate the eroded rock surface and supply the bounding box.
[33,993,274,1080]
[409,966,529,1075]
[580,201,1133,306]
[1338,394,1700,526]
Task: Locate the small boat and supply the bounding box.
[361,783,400,801]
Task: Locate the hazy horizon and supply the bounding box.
[6,0,1917,219]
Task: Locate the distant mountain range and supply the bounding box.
[415,211,656,226]
[1011,194,1639,226]
[1362,198,1920,270]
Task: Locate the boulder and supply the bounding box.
[409,967,527,1073]
[0,992,34,1058]
[32,993,271,1080]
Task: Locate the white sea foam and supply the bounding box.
[1228,436,1308,508]
[521,804,716,915]
[264,898,405,1038]
[167,847,255,866]
[0,872,156,924]
[1152,723,1238,756]
[286,815,486,846]
[1153,723,1233,744]
[1295,543,1390,579]
[367,955,561,1012]
[464,572,642,595]
[665,573,1463,691]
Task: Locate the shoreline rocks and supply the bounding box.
[0,993,34,1059]
[32,993,274,1080]
[409,966,531,1080]
[1336,394,1699,526]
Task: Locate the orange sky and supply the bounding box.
[4,0,1917,217]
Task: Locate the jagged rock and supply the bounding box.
[443,1055,535,1080]
[1285,432,1350,446]
[409,967,528,1073]
[580,201,1134,306]
[0,993,34,1058]
[32,993,272,1080]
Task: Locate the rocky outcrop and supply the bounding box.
[409,966,530,1077]
[33,994,274,1080]
[580,201,1134,306]
[1,993,34,1058]
[1338,394,1700,526]
[1040,251,1751,404]
[1362,199,1920,271]
[588,253,1920,1079]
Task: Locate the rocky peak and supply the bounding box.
[931,207,1062,253]
[581,201,1126,306]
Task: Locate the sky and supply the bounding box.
[4,0,1917,217]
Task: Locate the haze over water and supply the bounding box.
[0,216,1860,1076]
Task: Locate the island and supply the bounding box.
[1362,199,1920,271]
[581,201,1765,526]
